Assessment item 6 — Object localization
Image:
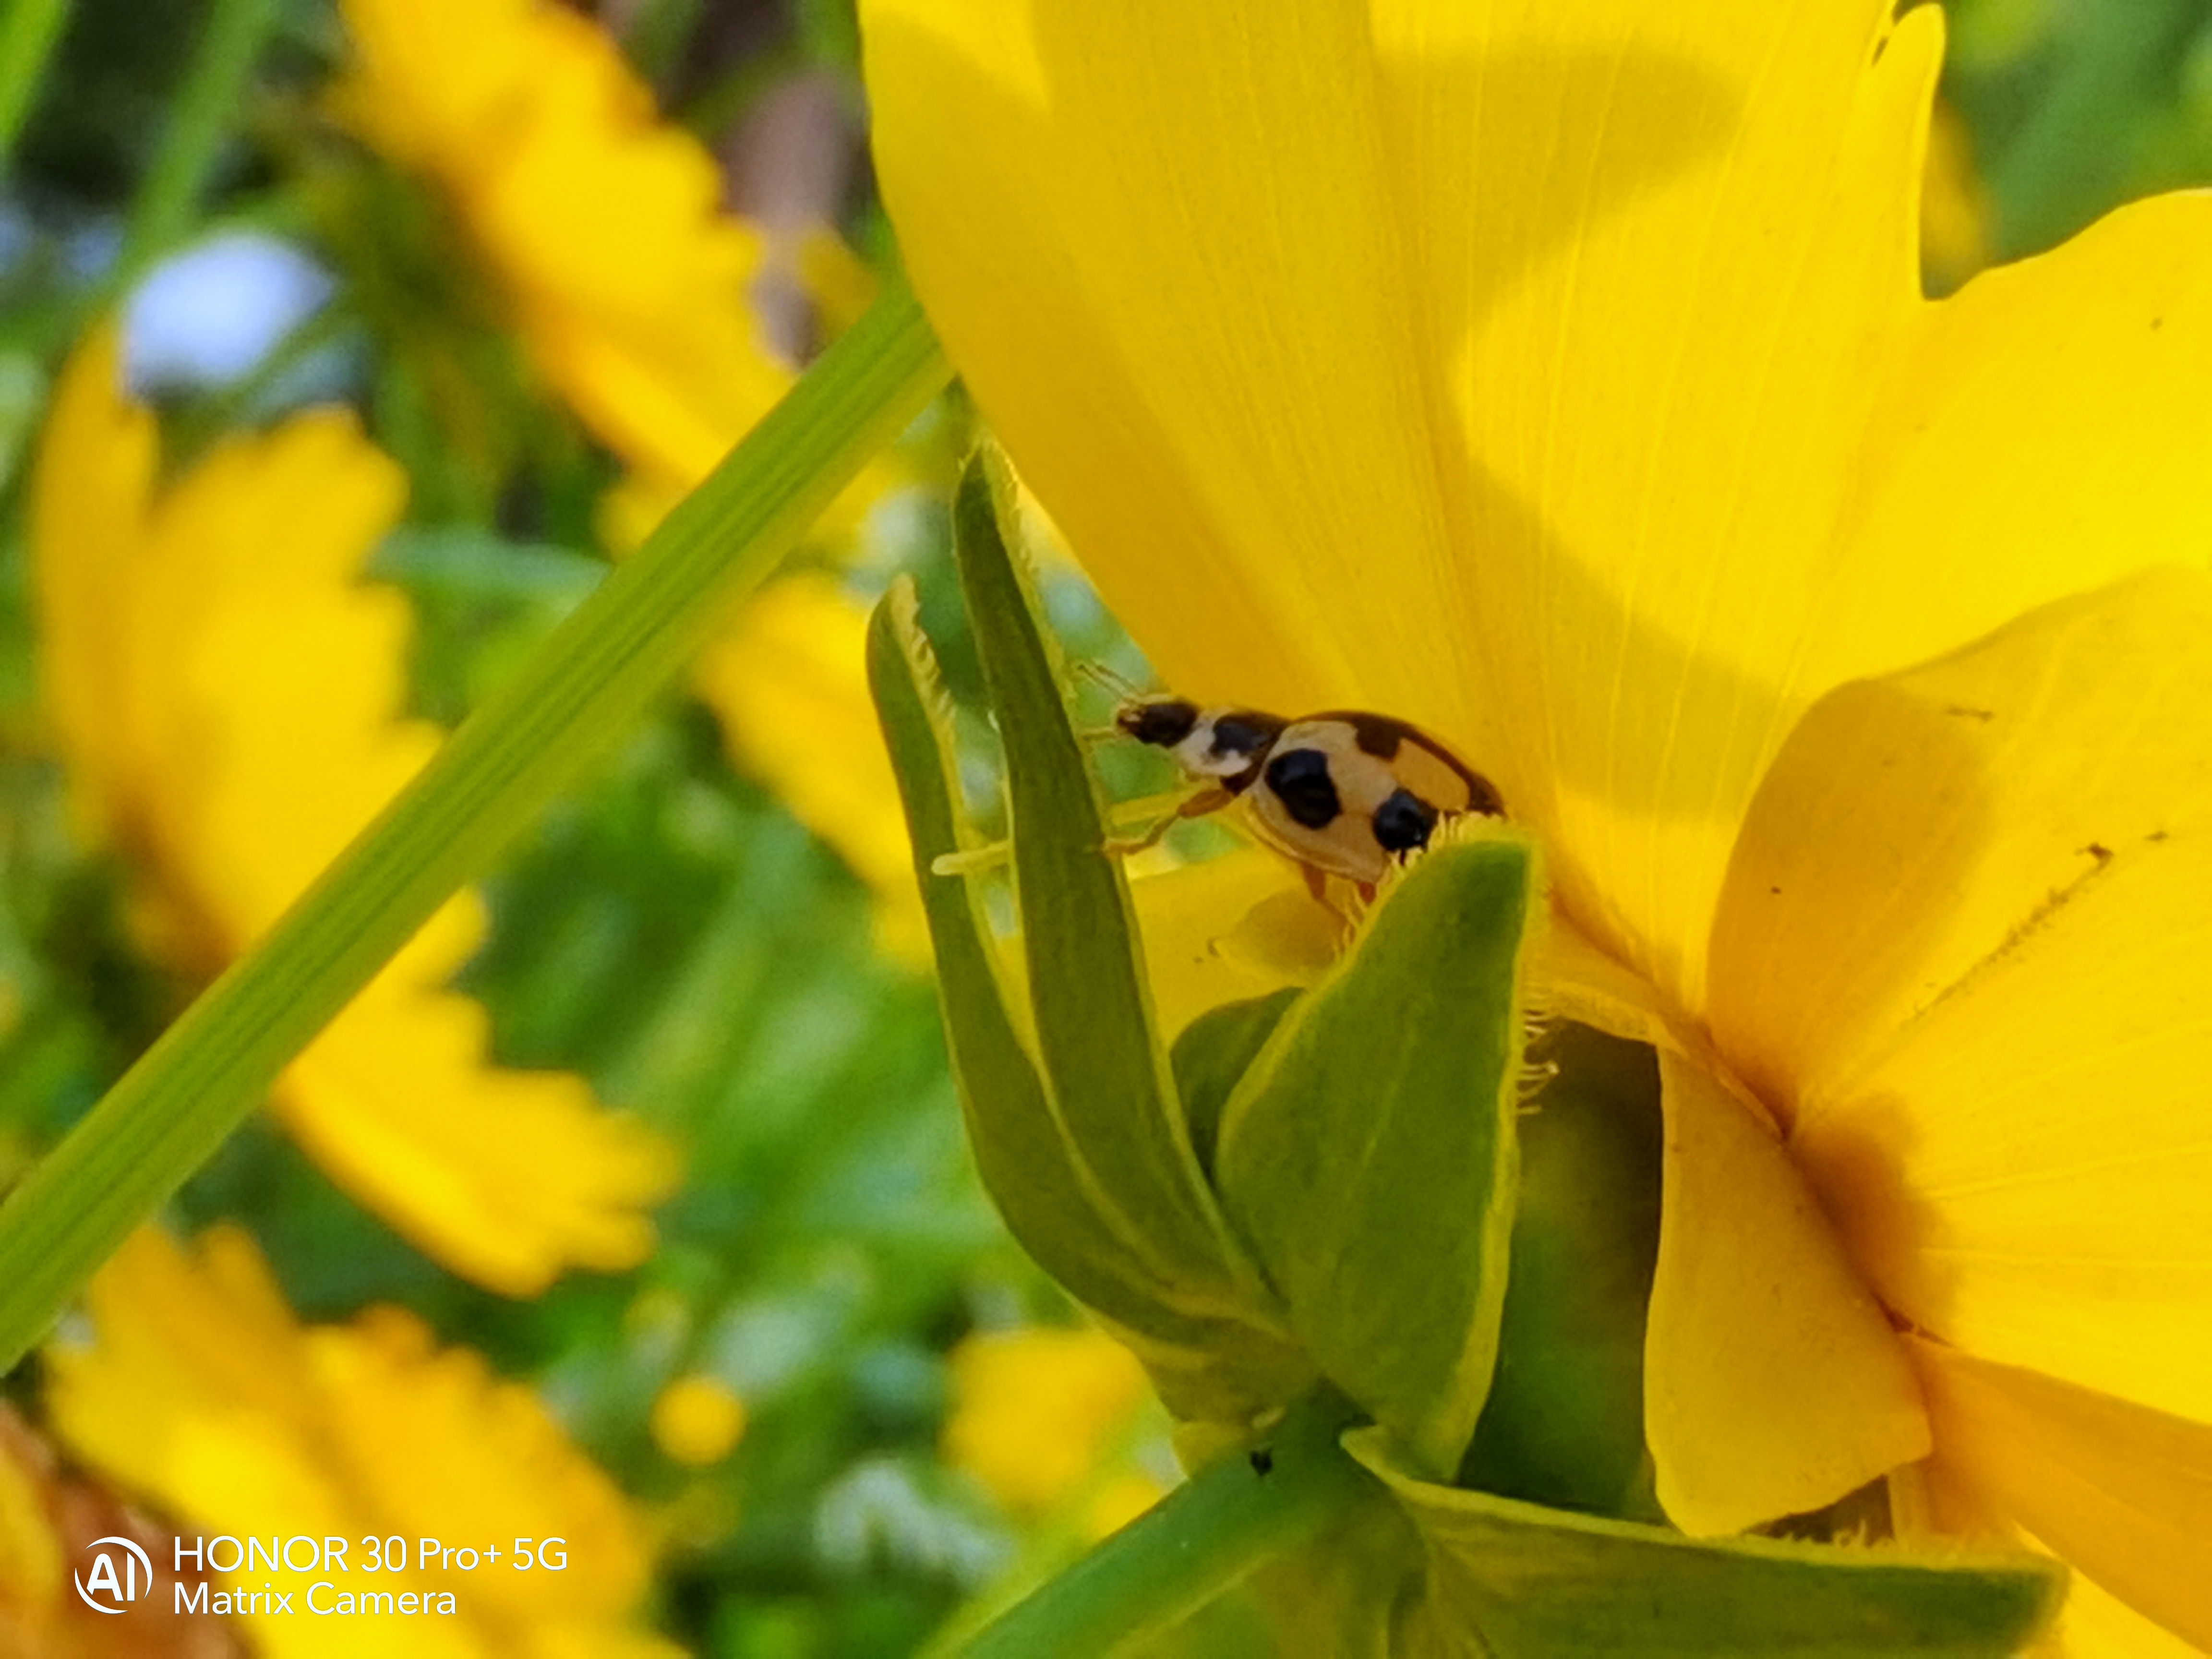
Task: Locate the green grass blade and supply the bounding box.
[0,278,949,1374]
[960,1393,1377,1659]
[0,0,69,174]
[118,0,284,276]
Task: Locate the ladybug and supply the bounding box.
[1110,693,1504,902]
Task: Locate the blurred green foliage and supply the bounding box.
[0,0,2205,1654]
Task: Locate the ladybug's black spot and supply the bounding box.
[1265,748,1341,829]
[1373,788,1438,854]
[1119,697,1200,748]
[1249,1447,1275,1476]
[1347,713,1407,759]
[1209,709,1286,761]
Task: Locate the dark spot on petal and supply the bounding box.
[1119,697,1199,748]
[1372,788,1438,854]
[2084,842,2113,864]
[1249,1447,1274,1476]
[1945,704,1996,722]
[1265,747,1341,829]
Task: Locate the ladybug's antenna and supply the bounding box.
[1070,659,1143,703]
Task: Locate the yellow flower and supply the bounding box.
[334,0,789,504]
[334,0,919,958]
[43,1226,678,1659]
[31,329,674,1296]
[861,0,2212,1648]
[647,1374,746,1469]
[943,1327,1164,1537]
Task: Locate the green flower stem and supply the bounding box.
[960,1395,1376,1659]
[0,278,949,1376]
[118,0,285,276]
[0,0,70,172]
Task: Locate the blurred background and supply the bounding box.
[0,0,2205,1653]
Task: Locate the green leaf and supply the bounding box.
[947,452,1268,1330]
[1465,1022,1666,1521]
[1215,837,1535,1481]
[866,578,1308,1425]
[1350,1429,2064,1658]
[0,278,949,1376]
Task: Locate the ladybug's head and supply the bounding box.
[1116,697,1202,749]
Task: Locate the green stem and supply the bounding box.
[0,279,949,1375]
[119,0,285,277]
[0,0,70,173]
[960,1396,1376,1658]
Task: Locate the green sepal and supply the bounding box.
[1464,1022,1666,1521]
[1168,987,1301,1178]
[866,565,1306,1424]
[1350,1429,2065,1657]
[1214,836,1535,1480]
[946,454,1273,1322]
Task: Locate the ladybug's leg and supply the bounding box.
[1301,864,1330,905]
[1104,783,1236,858]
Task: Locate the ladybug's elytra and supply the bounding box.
[1110,694,1504,902]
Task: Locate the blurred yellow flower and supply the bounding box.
[334,0,788,508]
[647,1374,746,1469]
[44,1226,678,1659]
[333,0,918,960]
[864,0,2212,1647]
[0,1404,243,1657]
[943,1327,1164,1538]
[693,573,928,964]
[31,329,674,1296]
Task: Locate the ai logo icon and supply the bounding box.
[74,1535,154,1613]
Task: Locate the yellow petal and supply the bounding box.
[281,977,677,1297]
[46,1226,680,1659]
[866,2,2212,1032]
[2038,1564,2206,1659]
[865,0,1464,721]
[649,1373,748,1468]
[1128,848,1332,1040]
[941,1325,1157,1516]
[1526,907,1689,1058]
[863,0,1937,1010]
[1797,829,2212,1428]
[1913,1340,2212,1654]
[340,0,788,492]
[1373,0,1937,1013]
[28,327,158,854]
[31,328,675,1295]
[1707,571,2212,1423]
[1645,1053,1928,1535]
[1711,566,2212,1116]
[1920,100,1993,294]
